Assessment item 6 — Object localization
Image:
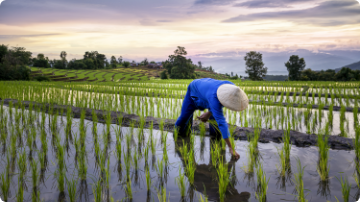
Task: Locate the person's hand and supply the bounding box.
[230,149,240,160]
[196,112,211,123]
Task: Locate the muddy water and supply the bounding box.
[0,107,359,202]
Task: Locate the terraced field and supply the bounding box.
[30,67,226,82]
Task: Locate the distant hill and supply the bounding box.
[264,75,288,81]
[334,60,360,72]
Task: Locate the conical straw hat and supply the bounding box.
[217,84,248,111]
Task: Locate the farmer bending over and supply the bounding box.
[175,78,248,160]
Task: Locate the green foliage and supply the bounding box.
[160,70,168,79]
[32,53,50,68]
[299,67,360,81]
[244,51,268,81]
[285,55,306,81]
[0,45,31,81]
[164,46,197,79]
[33,75,50,82]
[123,61,131,68]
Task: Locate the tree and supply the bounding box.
[58,51,68,69]
[7,46,32,66]
[118,56,123,64]
[285,55,306,81]
[33,53,50,68]
[163,46,197,79]
[142,58,149,66]
[198,61,202,69]
[160,70,168,79]
[110,56,117,68]
[244,51,267,81]
[123,61,130,68]
[0,44,8,64]
[0,46,30,81]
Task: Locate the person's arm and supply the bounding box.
[224,138,240,160]
[196,111,212,123]
[208,97,240,160]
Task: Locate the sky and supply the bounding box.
[0,0,360,74]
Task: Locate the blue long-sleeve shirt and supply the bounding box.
[189,78,234,139]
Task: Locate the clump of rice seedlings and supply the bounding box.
[56,142,66,193]
[255,162,269,202]
[16,178,24,202]
[162,133,169,162]
[126,133,132,152]
[354,124,360,164]
[115,134,122,161]
[156,186,170,202]
[173,127,179,142]
[123,148,131,180]
[176,168,186,198]
[198,194,209,202]
[150,135,157,155]
[156,159,164,179]
[92,180,102,202]
[92,109,98,137]
[317,133,329,181]
[210,142,221,167]
[66,177,77,202]
[145,166,151,191]
[340,105,347,137]
[293,158,307,202]
[78,143,87,180]
[17,150,27,184]
[125,177,133,199]
[31,159,39,198]
[217,158,230,202]
[277,127,291,177]
[241,140,257,174]
[337,174,350,202]
[133,149,139,170]
[183,146,196,185]
[0,156,10,201]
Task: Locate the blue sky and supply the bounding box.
[0,0,359,73]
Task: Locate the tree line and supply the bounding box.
[243,51,360,81]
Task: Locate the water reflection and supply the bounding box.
[174,135,251,202]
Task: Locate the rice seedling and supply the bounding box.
[133,148,139,170]
[123,148,131,180]
[115,134,122,160]
[198,194,209,202]
[293,158,307,202]
[157,158,164,178]
[217,158,230,202]
[66,177,77,202]
[186,150,196,185]
[0,156,10,201]
[317,133,329,181]
[156,186,170,202]
[337,174,350,202]
[255,162,269,202]
[145,165,151,191]
[31,159,39,190]
[16,178,24,202]
[125,177,133,199]
[277,127,291,177]
[92,180,102,202]
[176,168,186,197]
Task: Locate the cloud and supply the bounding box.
[194,0,237,6]
[233,0,312,8]
[223,0,360,26]
[0,33,62,39]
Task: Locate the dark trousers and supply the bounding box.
[175,85,221,138]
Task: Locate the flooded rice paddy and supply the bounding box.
[0,106,359,202]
